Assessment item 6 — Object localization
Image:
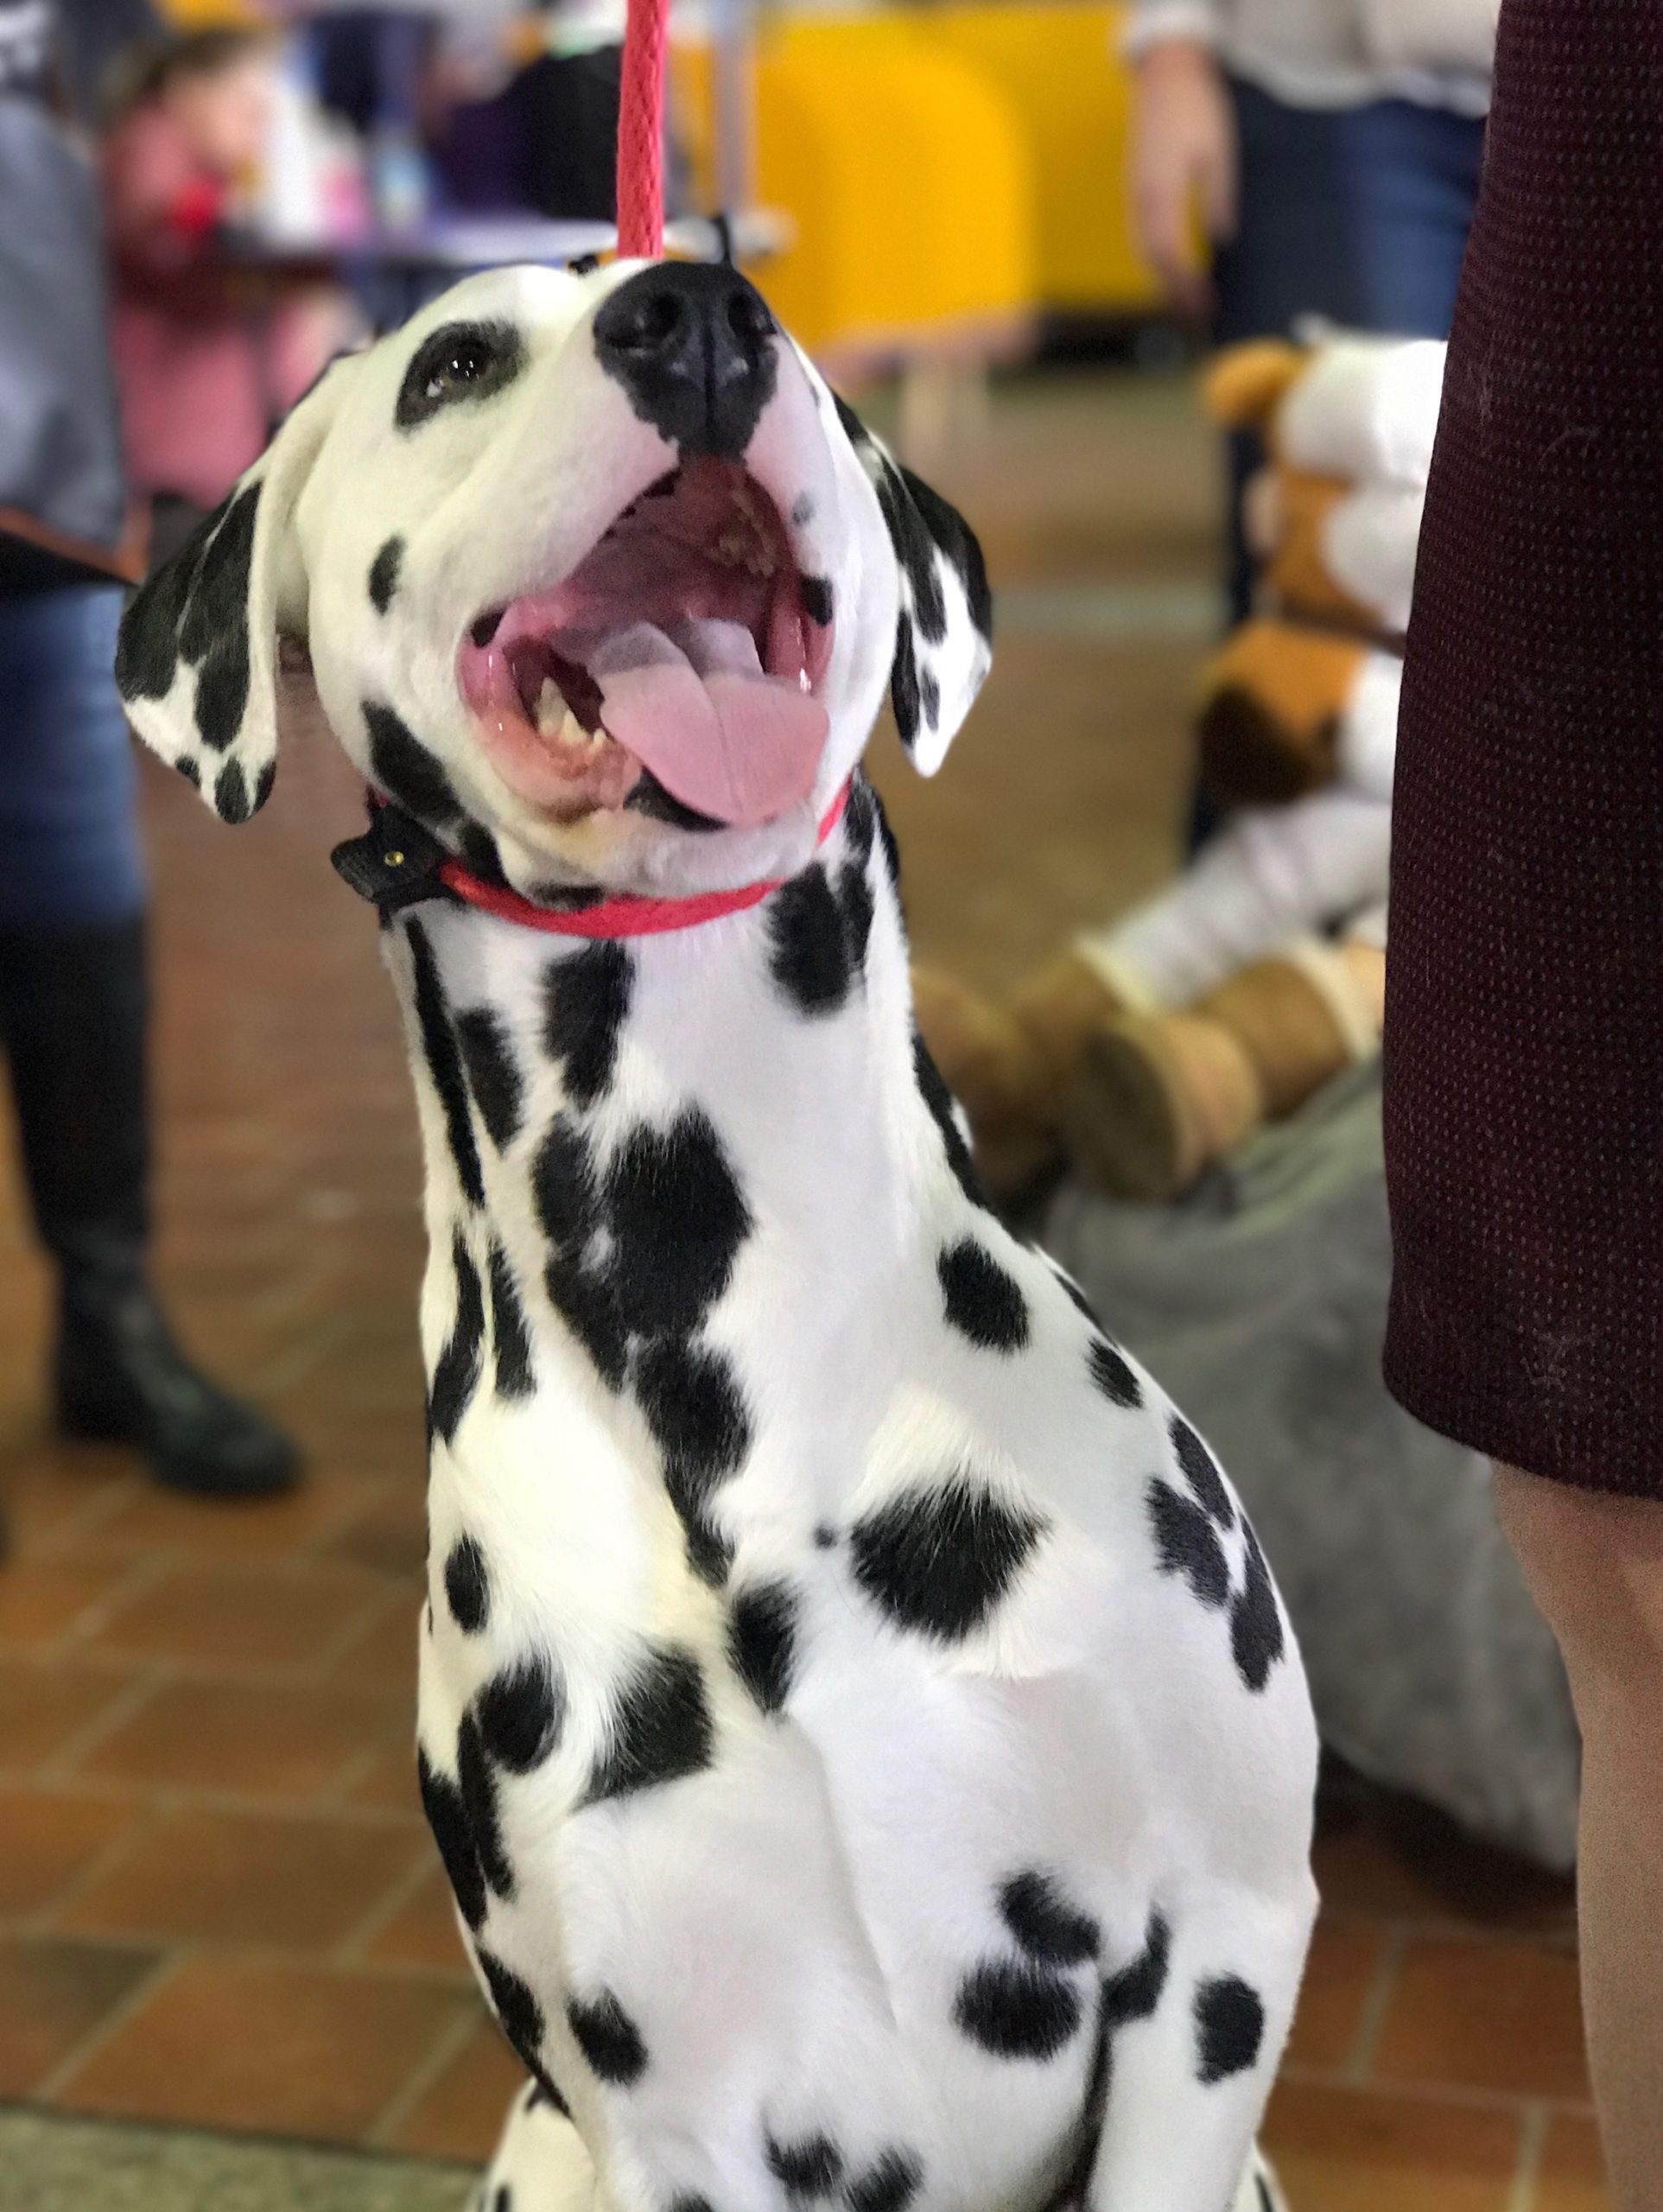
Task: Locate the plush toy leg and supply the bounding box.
[911,953,1135,1195]
[1063,938,1381,1201]
[1082,790,1393,1013]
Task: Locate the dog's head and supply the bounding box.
[117,259,992,899]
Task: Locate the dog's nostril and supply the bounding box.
[470,608,505,648]
[727,293,774,349]
[618,295,687,356]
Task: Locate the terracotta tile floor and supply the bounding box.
[0,368,1603,2206]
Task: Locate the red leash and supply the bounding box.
[616,0,671,259]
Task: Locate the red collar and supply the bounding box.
[349,782,852,941]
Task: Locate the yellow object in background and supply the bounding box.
[156,0,272,23]
[677,5,1162,372]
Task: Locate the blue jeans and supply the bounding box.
[1213,79,1487,625]
[0,586,147,925]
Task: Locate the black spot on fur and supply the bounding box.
[406,921,486,1206]
[524,2076,570,2118]
[253,761,275,813]
[800,575,834,626]
[545,1253,627,1390]
[953,1959,1082,2061]
[669,2198,714,2212]
[842,776,879,866]
[633,1338,750,1581]
[999,1872,1101,1968]
[1102,1910,1171,2028]
[181,486,260,751]
[1148,1478,1229,1611]
[587,1643,714,1802]
[1195,1975,1265,2084]
[443,1535,490,1633]
[567,1989,649,2085]
[368,534,404,613]
[479,1947,546,2074]
[766,2134,843,2196]
[493,2187,511,2212]
[488,1243,535,1399]
[213,760,251,824]
[911,1030,987,1210]
[770,868,853,1017]
[891,617,922,747]
[847,2152,923,2212]
[938,1240,1030,1352]
[729,1580,798,1714]
[455,1009,524,1151]
[532,1117,600,1250]
[919,670,940,730]
[365,700,462,825]
[837,861,875,971]
[850,1475,1044,1640]
[417,1750,485,1928]
[1171,1415,1235,1529]
[605,1110,751,1337]
[458,823,511,888]
[476,1653,563,1773]
[1054,1271,1096,1323]
[117,495,222,703]
[543,943,632,1108]
[457,1711,514,1899]
[1088,1338,1141,1409]
[814,1523,837,1549]
[175,754,201,789]
[429,1235,486,1444]
[1231,1524,1285,1693]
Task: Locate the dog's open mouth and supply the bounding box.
[459,458,833,828]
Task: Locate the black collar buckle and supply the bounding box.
[330,803,451,915]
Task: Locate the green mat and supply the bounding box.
[0,2109,474,2212]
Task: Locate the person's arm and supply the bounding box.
[1124,2,1236,315]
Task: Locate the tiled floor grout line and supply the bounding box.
[53,1553,177,1653]
[1279,2063,1595,2120]
[17,1796,174,1937]
[0,1774,424,1827]
[30,1943,187,2104]
[17,1471,152,1562]
[362,1995,483,2152]
[1505,2103,1551,2212]
[333,1835,447,1967]
[32,1665,170,1786]
[1341,1921,1405,2082]
[1317,1904,1577,1951]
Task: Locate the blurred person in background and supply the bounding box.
[101,23,344,560]
[1385,5,1663,2198]
[1127,0,1495,620]
[0,0,298,1516]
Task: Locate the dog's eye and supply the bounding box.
[397,321,526,431]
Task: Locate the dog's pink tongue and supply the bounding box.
[587,622,828,828]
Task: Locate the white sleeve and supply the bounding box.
[1120,0,1227,61]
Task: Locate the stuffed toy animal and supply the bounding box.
[917,331,1443,1200]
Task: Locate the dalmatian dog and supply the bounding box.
[117,257,1317,2212]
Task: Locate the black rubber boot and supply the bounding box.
[0,917,300,1497]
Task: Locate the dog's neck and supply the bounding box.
[385,780,981,1578]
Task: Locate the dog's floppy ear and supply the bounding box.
[834,396,992,774]
[117,360,352,823]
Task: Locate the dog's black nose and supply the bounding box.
[593,263,778,460]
